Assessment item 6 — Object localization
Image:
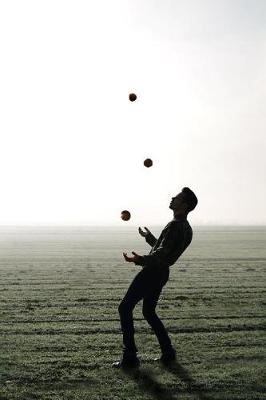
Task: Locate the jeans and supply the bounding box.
[118,265,172,356]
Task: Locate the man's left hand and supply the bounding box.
[123,251,141,263]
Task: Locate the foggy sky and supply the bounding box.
[0,0,265,225]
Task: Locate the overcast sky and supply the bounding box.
[0,0,265,226]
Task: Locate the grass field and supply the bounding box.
[0,226,265,400]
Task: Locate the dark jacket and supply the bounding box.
[135,218,193,269]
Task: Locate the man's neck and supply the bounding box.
[173,211,187,221]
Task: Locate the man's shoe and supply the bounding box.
[154,349,176,364]
[112,356,140,369]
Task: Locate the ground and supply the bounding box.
[0,227,265,399]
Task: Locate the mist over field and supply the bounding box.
[0,0,266,226]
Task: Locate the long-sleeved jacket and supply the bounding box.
[135,218,193,269]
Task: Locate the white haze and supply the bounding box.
[0,0,265,226]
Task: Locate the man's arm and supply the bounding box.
[138,227,157,247]
[145,231,157,247]
[135,222,183,268]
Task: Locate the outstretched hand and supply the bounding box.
[123,251,141,263]
[138,226,151,238]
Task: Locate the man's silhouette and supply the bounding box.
[112,187,198,369]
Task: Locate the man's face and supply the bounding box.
[169,192,185,211]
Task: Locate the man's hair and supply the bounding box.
[181,187,198,212]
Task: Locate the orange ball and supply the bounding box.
[121,210,131,221]
[129,93,137,102]
[144,158,153,168]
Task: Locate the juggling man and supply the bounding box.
[113,187,198,368]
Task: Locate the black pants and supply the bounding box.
[118,266,172,356]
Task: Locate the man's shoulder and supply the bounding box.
[164,220,179,229]
[165,219,192,232]
[170,219,189,226]
[165,220,185,233]
[183,219,193,231]
[172,219,193,234]
[184,219,192,227]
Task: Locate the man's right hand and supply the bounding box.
[138,226,151,238]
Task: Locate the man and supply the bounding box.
[112,187,198,369]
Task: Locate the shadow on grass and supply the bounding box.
[162,360,211,400]
[123,366,176,400]
[123,360,211,400]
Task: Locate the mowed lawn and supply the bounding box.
[0,227,265,400]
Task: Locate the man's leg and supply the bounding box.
[118,269,148,358]
[142,268,175,356]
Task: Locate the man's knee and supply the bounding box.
[142,304,156,320]
[118,299,133,314]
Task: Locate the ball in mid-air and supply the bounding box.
[129,93,137,102]
[144,158,153,168]
[121,210,131,221]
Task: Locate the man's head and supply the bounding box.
[169,187,198,215]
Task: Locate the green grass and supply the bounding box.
[0,226,265,399]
